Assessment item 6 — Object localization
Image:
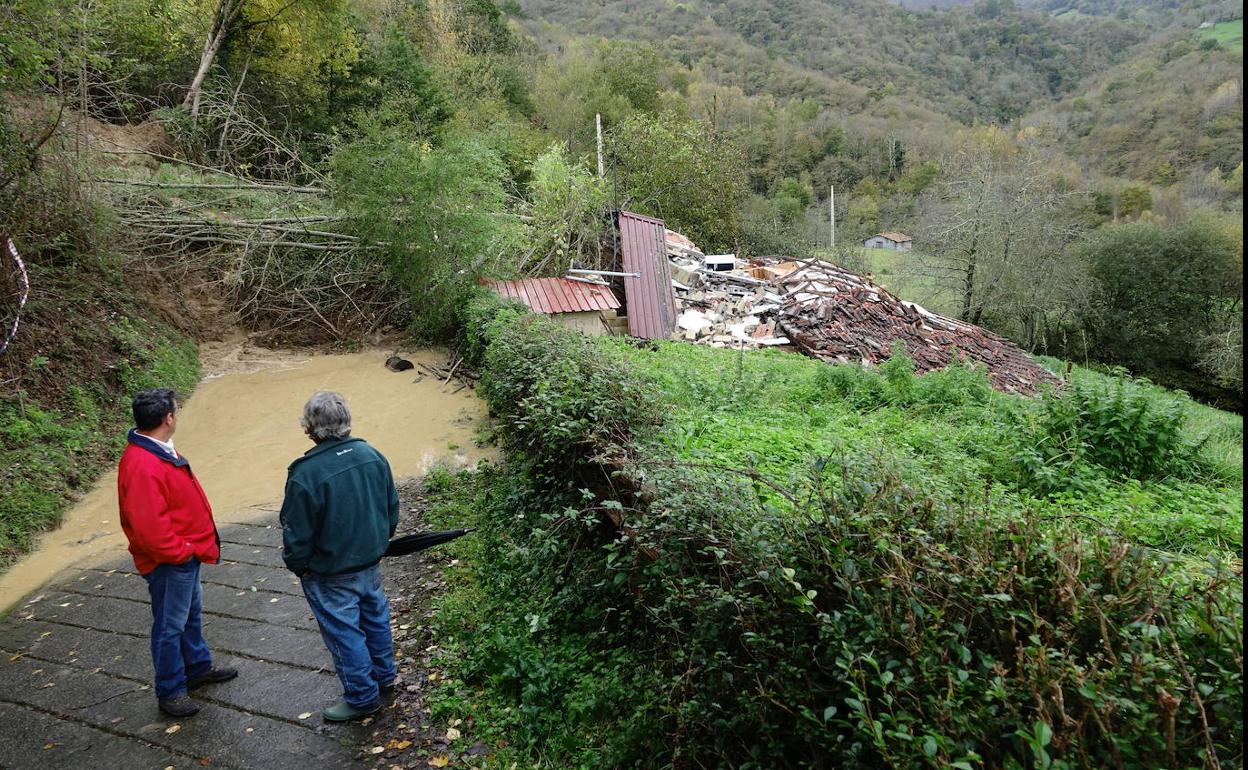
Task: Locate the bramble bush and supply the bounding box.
[433,292,1243,769]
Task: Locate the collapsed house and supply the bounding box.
[777,261,1061,394]
[485,211,1060,396]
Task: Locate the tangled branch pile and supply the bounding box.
[87,101,407,341]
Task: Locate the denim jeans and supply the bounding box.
[301,563,397,708]
[143,558,213,699]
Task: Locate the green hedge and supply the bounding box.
[440,291,1243,769]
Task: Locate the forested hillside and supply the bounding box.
[1,0,1243,765]
[518,0,1142,122]
[1027,31,1242,184]
[512,0,1242,404]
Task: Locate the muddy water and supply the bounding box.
[0,347,492,612]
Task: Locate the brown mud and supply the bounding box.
[0,343,492,612]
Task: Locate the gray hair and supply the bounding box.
[301,391,352,442]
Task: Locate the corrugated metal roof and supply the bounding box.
[485,277,620,314]
[619,211,677,340]
[874,232,912,242]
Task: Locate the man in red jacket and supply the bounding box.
[118,388,237,717]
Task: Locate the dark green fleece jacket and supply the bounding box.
[279,437,400,575]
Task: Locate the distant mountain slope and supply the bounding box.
[1029,0,1240,31]
[516,0,1143,123]
[1025,33,1243,184]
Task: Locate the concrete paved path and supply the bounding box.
[0,513,376,770]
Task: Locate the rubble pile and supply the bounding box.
[776,261,1062,395]
[671,261,792,348]
[658,227,1059,393]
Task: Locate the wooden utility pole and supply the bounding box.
[829,185,836,249]
[595,113,605,178]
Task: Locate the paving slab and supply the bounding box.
[0,619,340,722]
[199,562,306,596]
[52,569,319,631]
[0,507,413,768]
[0,656,358,769]
[222,545,287,570]
[0,702,198,770]
[218,523,285,548]
[12,591,329,669]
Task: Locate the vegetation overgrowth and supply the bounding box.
[419,292,1243,769]
[0,133,203,569]
[0,309,199,569]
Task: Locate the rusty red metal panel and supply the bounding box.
[527,278,552,314]
[484,278,621,315]
[593,282,620,311]
[547,278,578,313]
[618,211,676,339]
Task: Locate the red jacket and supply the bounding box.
[117,430,220,575]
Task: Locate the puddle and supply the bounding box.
[0,347,493,612]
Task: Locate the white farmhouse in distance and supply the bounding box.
[864,232,913,251]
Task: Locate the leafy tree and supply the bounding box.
[1119,184,1153,219]
[738,193,815,258]
[608,112,747,252]
[319,26,449,141]
[532,40,672,158]
[521,144,610,274]
[0,0,76,193]
[1078,220,1241,379]
[181,0,358,118]
[331,122,511,337]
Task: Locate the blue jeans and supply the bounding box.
[301,564,397,708]
[143,558,213,699]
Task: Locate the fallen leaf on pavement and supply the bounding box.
[369,746,385,754]
[165,724,181,734]
[298,712,312,720]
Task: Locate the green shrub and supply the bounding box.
[433,294,1244,769]
[458,289,660,475]
[811,349,996,411]
[331,128,513,338]
[1003,378,1206,495]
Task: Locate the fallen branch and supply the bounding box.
[1,237,31,355]
[95,178,325,194]
[141,234,358,252]
[442,355,463,391]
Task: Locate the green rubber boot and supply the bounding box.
[322,699,381,722]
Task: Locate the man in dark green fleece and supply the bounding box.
[280,390,400,722]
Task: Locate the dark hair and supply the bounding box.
[132,388,177,430]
